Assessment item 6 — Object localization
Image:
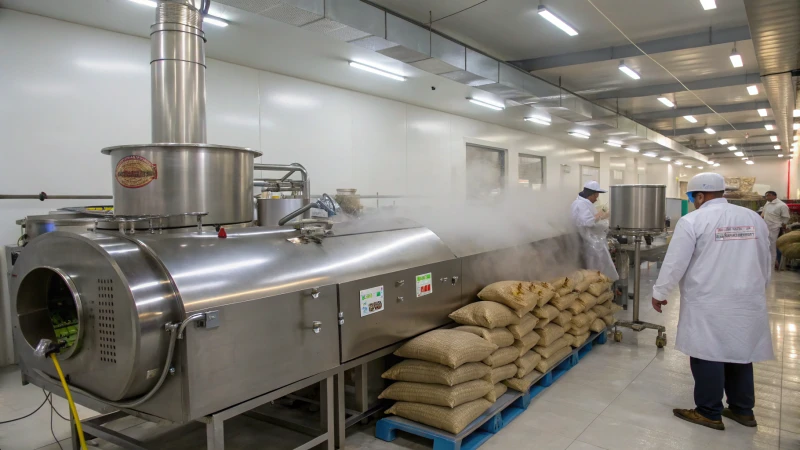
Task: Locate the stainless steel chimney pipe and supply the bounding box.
[151,0,207,143]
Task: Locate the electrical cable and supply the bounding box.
[50,400,64,450]
[0,390,49,425]
[584,0,746,138]
[47,392,70,422]
[428,0,489,24]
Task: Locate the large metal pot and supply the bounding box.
[609,184,667,234]
[17,213,99,242]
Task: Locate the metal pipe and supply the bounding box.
[278,203,314,226]
[0,194,113,200]
[254,163,310,217]
[633,236,642,322]
[150,0,207,143]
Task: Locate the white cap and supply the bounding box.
[583,180,607,193]
[687,172,725,193]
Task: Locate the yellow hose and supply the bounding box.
[50,354,88,450]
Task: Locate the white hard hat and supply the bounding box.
[583,180,607,193]
[687,172,725,193]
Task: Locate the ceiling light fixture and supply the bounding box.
[524,116,551,126]
[765,124,774,130]
[794,109,800,117]
[757,108,768,117]
[350,62,405,81]
[734,151,744,156]
[700,0,717,10]
[729,48,743,68]
[467,98,504,111]
[770,135,778,142]
[774,145,781,150]
[746,160,754,165]
[538,6,578,36]
[728,146,737,151]
[674,161,683,165]
[794,123,800,130]
[618,61,641,80]
[697,166,704,169]
[747,85,759,95]
[686,165,693,168]
[713,163,720,167]
[623,146,639,153]
[203,16,229,27]
[683,115,698,123]
[704,127,716,134]
[660,157,671,162]
[718,139,728,145]
[643,152,658,158]
[778,154,784,157]
[129,0,157,6]
[604,140,623,147]
[568,130,591,139]
[742,157,749,160]
[657,97,674,107]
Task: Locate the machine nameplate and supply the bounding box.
[115,155,158,189]
[415,272,432,297]
[359,286,384,317]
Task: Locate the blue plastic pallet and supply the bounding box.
[375,328,609,450]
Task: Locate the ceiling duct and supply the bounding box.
[742,0,800,151]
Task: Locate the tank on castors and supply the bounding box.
[609,184,667,234]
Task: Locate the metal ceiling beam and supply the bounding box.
[511,26,751,72]
[657,121,769,136]
[591,73,762,99]
[632,101,771,120]
[697,144,778,153]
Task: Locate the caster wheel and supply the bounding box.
[614,331,623,342]
[656,336,666,348]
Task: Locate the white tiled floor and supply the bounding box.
[1,267,799,449]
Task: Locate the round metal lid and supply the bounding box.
[101,143,263,157]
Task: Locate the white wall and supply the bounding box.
[712,159,792,199]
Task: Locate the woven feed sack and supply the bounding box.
[783,243,800,260]
[574,270,602,292]
[536,323,565,346]
[596,291,614,305]
[454,325,515,348]
[533,337,570,359]
[592,304,611,318]
[602,314,615,326]
[379,380,493,408]
[484,382,508,403]
[585,309,599,324]
[578,292,599,310]
[515,351,543,378]
[382,360,491,386]
[535,346,573,373]
[571,313,590,328]
[385,399,492,434]
[533,316,552,329]
[566,299,586,315]
[552,310,572,327]
[449,302,520,329]
[550,292,579,311]
[589,318,606,333]
[549,276,575,297]
[503,369,543,392]
[568,269,585,286]
[394,330,497,369]
[483,346,520,368]
[569,323,590,336]
[777,231,800,252]
[483,363,517,384]
[507,313,538,340]
[533,304,560,322]
[477,281,537,315]
[561,333,575,347]
[511,329,541,356]
[571,332,590,348]
[609,303,623,314]
[587,281,612,297]
[530,281,557,307]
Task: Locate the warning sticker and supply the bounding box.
[416,273,433,298]
[360,286,384,317]
[715,226,756,241]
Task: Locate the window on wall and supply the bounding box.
[518,154,544,190]
[466,144,506,198]
[611,169,624,184]
[580,165,600,189]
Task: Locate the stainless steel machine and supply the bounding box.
[6,1,584,448]
[609,184,668,348]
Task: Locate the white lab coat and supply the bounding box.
[763,199,790,264]
[652,198,773,363]
[571,196,619,281]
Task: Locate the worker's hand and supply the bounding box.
[652,298,667,313]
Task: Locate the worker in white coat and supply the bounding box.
[762,190,790,269]
[651,173,773,431]
[571,181,619,281]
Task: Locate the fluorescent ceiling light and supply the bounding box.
[129,0,157,6]
[728,146,737,151]
[713,163,720,167]
[770,135,778,142]
[660,157,671,162]
[623,146,639,153]
[643,152,658,158]
[538,6,578,36]
[683,115,698,123]
[734,151,744,157]
[657,97,674,108]
[742,157,749,160]
[718,139,728,145]
[604,140,622,147]
[203,16,229,27]
[746,160,754,165]
[794,123,800,130]
[795,136,799,141]
[774,145,781,150]
[350,62,405,81]
[757,108,768,117]
[686,165,693,168]
[765,124,774,130]
[524,116,551,126]
[729,49,743,68]
[794,109,800,117]
[467,98,504,111]
[697,166,704,169]
[704,128,716,134]
[747,85,759,95]
[618,61,641,80]
[700,0,717,10]
[778,154,784,157]
[568,130,591,139]
[674,161,683,165]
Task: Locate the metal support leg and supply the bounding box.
[334,372,346,449]
[633,236,642,322]
[206,415,224,450]
[324,376,334,450]
[353,364,369,414]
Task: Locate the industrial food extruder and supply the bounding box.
[7,1,582,448]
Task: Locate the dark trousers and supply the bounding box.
[690,357,755,421]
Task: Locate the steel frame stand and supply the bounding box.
[611,235,667,348]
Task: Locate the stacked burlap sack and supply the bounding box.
[777,230,800,261]
[550,270,620,348]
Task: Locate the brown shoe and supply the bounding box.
[673,408,725,430]
[722,408,757,427]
